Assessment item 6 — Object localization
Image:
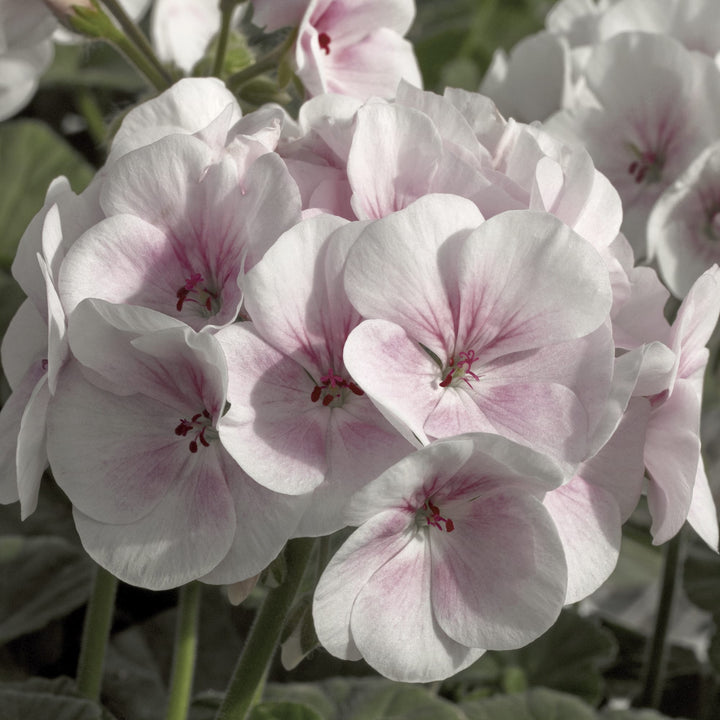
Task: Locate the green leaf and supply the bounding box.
[248,702,324,720]
[506,610,617,705]
[264,678,466,720]
[445,611,616,705]
[601,710,686,719]
[0,535,94,644]
[0,121,93,269]
[683,543,720,614]
[0,677,117,719]
[460,687,596,720]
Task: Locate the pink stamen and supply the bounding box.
[422,499,454,533]
[440,350,481,389]
[318,32,331,55]
[176,272,219,315]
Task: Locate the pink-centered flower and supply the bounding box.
[546,32,720,255]
[216,214,412,536]
[46,299,307,589]
[58,132,301,332]
[343,194,615,470]
[313,433,568,682]
[294,0,421,99]
[648,141,720,298]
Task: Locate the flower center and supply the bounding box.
[318,32,331,55]
[174,409,218,453]
[310,368,364,408]
[627,144,665,184]
[416,498,454,533]
[176,272,221,317]
[439,350,481,389]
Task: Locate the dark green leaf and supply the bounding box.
[0,535,93,644]
[460,687,596,720]
[248,701,325,720]
[601,710,687,719]
[0,676,117,720]
[0,121,93,269]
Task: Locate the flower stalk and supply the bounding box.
[214,538,315,720]
[636,529,686,709]
[76,565,118,701]
[165,582,202,720]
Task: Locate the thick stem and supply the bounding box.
[76,565,118,701]
[637,530,686,709]
[100,0,173,88]
[215,538,315,720]
[165,582,202,720]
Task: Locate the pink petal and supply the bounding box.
[216,323,330,495]
[351,532,484,681]
[313,509,414,660]
[431,490,566,648]
[72,446,235,590]
[543,477,621,604]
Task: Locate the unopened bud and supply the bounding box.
[42,0,95,26]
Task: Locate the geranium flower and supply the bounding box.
[294,0,421,99]
[648,141,720,298]
[343,194,614,470]
[313,433,568,682]
[58,132,301,332]
[216,214,412,536]
[46,299,307,589]
[546,32,720,254]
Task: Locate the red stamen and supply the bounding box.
[318,32,331,55]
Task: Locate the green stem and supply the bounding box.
[76,565,119,701]
[637,530,686,709]
[226,28,297,93]
[212,1,236,77]
[215,538,315,720]
[75,88,106,150]
[165,582,202,720]
[100,0,173,87]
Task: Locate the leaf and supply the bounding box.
[102,626,167,720]
[0,120,93,269]
[506,610,617,705]
[683,543,720,614]
[249,702,325,720]
[0,535,93,644]
[444,610,617,705]
[264,678,467,720]
[460,687,597,720]
[601,710,687,719]
[0,676,117,720]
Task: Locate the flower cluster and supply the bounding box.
[481,0,720,298]
[2,0,719,686]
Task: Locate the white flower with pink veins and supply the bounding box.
[313,433,570,682]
